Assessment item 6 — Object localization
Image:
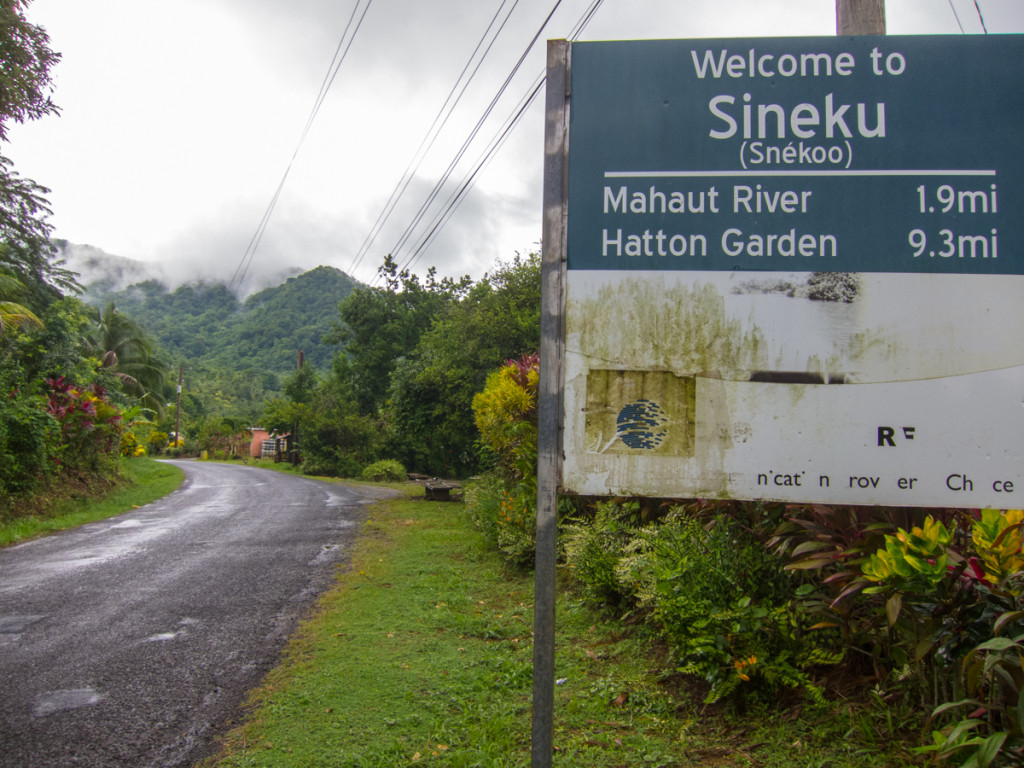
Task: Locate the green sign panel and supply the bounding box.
[566,36,1023,273]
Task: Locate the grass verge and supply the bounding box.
[0,457,185,547]
[201,486,908,768]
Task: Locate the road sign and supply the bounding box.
[559,35,1024,507]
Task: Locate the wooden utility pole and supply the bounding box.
[292,350,303,465]
[175,365,182,449]
[836,0,885,35]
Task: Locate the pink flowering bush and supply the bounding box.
[45,376,124,473]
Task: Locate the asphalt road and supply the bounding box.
[0,460,383,768]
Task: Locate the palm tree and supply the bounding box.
[85,303,170,416]
[0,271,42,337]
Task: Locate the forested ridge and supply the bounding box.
[81,264,357,375]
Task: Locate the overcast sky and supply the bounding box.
[7,0,1023,292]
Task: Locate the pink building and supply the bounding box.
[248,428,270,458]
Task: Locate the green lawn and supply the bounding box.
[201,485,910,768]
[0,457,184,547]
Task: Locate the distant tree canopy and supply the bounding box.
[274,252,542,478]
[325,255,472,415]
[83,266,357,376]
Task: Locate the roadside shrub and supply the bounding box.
[147,430,168,455]
[301,454,340,477]
[361,459,406,482]
[465,353,542,568]
[854,510,1024,766]
[562,501,643,605]
[629,510,841,705]
[45,376,123,474]
[767,506,1024,764]
[491,481,537,567]
[463,474,538,568]
[302,411,383,478]
[0,379,58,497]
[119,430,145,457]
[472,353,538,481]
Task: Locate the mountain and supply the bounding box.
[54,241,160,294]
[54,240,308,298]
[75,256,359,376]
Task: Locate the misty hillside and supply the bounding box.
[79,264,359,375]
[54,240,308,297]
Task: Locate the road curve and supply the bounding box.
[0,460,383,768]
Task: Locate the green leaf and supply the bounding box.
[785,556,836,571]
[995,611,1024,637]
[931,698,981,719]
[886,593,902,627]
[977,637,1016,653]
[972,731,1008,768]
[945,718,984,744]
[791,540,833,556]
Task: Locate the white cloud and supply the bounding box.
[8,0,1024,289]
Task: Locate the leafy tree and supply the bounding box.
[327,255,470,415]
[0,2,131,506]
[0,2,74,302]
[384,252,540,476]
[0,0,60,139]
[5,296,92,382]
[85,303,170,415]
[0,270,40,335]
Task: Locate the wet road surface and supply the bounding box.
[0,461,380,767]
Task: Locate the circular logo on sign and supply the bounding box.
[616,399,668,450]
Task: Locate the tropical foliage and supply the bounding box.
[0,1,172,513]
[85,266,357,376]
[250,253,541,479]
[85,302,169,415]
[554,495,1024,764]
[457,343,1024,765]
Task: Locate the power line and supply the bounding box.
[403,0,602,271]
[392,0,606,278]
[404,73,546,271]
[229,0,374,294]
[947,0,965,32]
[974,0,989,33]
[346,0,522,277]
[378,0,570,281]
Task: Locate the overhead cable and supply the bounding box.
[391,0,606,278]
[947,0,965,32]
[229,0,373,294]
[973,0,988,33]
[346,0,522,277]
[377,0,570,281]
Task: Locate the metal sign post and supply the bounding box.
[532,39,569,768]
